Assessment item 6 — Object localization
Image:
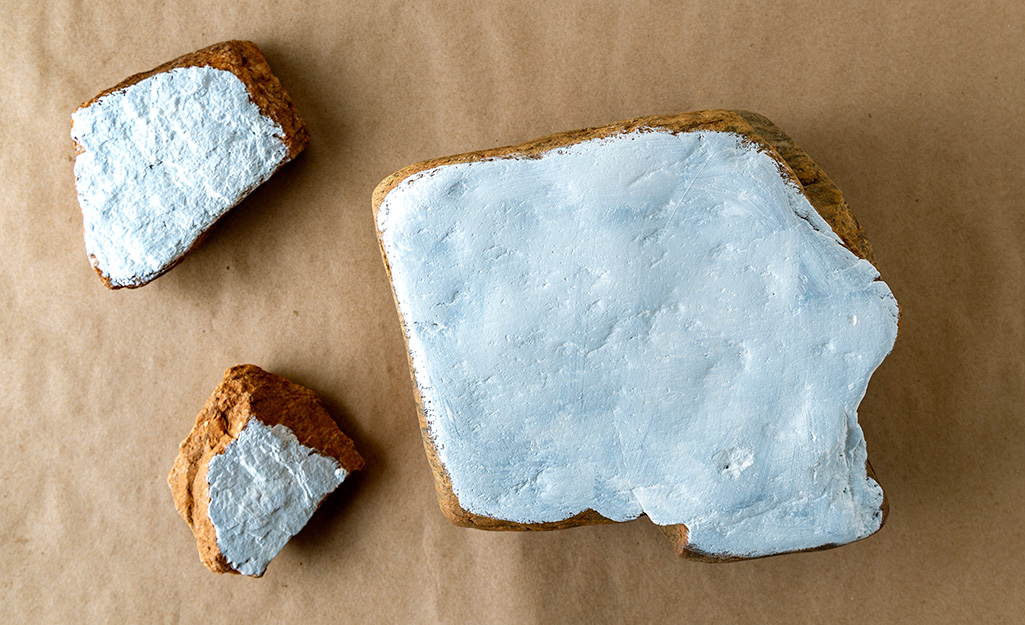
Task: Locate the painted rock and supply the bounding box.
[168,365,363,576]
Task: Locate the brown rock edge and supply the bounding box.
[167,365,364,575]
[72,40,310,289]
[372,110,895,561]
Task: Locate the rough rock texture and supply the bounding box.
[72,40,310,289]
[372,109,897,560]
[168,365,363,575]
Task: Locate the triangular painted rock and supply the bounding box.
[168,365,364,576]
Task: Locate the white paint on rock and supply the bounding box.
[377,129,899,559]
[206,419,346,576]
[71,66,288,287]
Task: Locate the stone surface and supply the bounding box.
[71,40,310,289]
[373,110,898,560]
[168,364,363,575]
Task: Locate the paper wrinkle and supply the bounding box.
[206,419,347,576]
[71,66,288,286]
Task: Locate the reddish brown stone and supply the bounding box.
[168,364,363,575]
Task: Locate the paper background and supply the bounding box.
[3,1,1023,622]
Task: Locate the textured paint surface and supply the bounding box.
[378,129,899,558]
[206,419,346,576]
[71,66,288,286]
